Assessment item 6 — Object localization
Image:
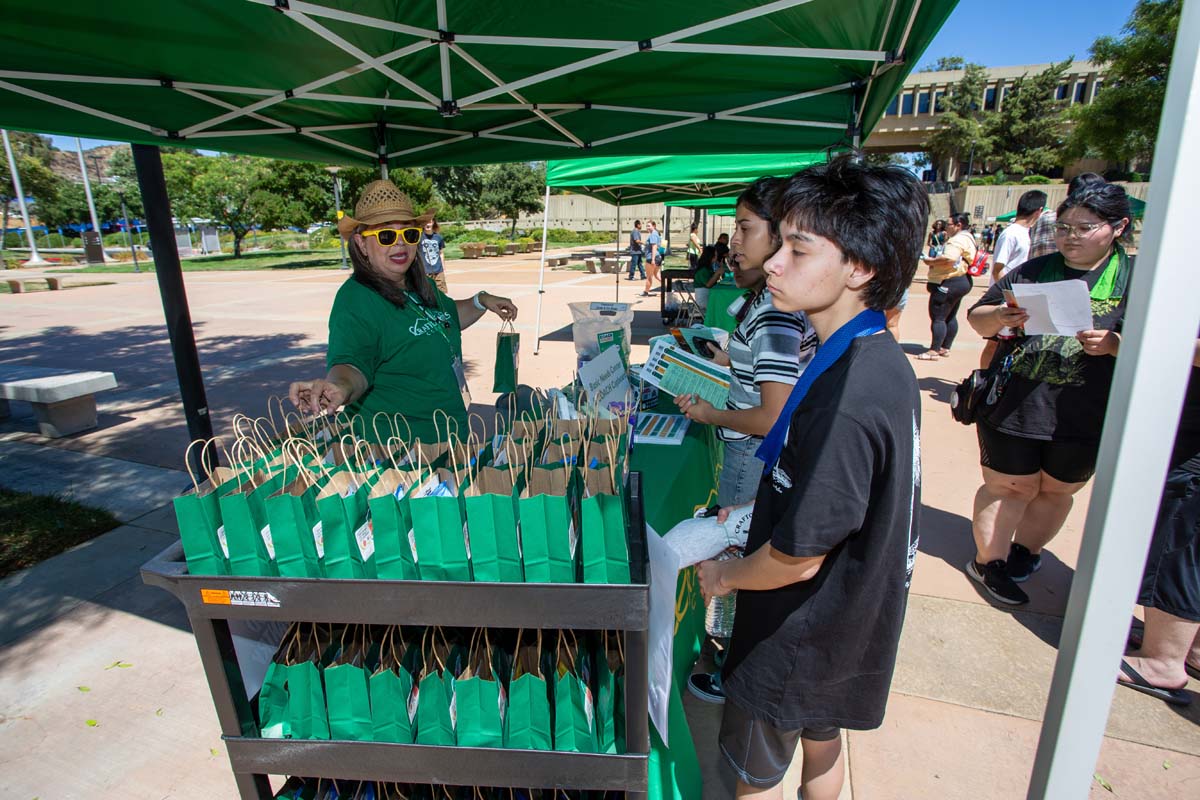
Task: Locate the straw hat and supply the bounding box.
[337,179,434,239]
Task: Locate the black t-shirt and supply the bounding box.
[721,334,921,731]
[970,253,1132,443]
[1172,363,1200,472]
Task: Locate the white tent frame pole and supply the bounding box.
[436,0,453,104]
[655,43,886,61]
[856,0,901,129]
[615,200,622,303]
[533,184,551,356]
[2,129,49,266]
[458,0,816,106]
[0,79,154,133]
[244,0,436,38]
[387,109,579,159]
[1027,2,1200,797]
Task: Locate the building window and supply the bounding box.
[901,92,914,115]
[984,87,997,110]
[1075,82,1087,103]
[934,90,945,112]
[1056,83,1069,100]
[886,96,899,116]
[918,91,930,114]
[1092,80,1103,98]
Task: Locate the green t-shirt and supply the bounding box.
[693,264,715,287]
[326,278,467,444]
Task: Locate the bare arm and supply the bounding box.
[697,542,825,601]
[968,304,1029,338]
[455,291,518,330]
[676,381,791,437]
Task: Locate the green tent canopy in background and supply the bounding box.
[1,0,957,169]
[546,152,827,204]
[996,196,1146,221]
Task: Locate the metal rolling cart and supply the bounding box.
[141,473,652,799]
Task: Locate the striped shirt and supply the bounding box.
[719,289,817,442]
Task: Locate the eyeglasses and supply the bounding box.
[1053,221,1109,238]
[360,227,422,246]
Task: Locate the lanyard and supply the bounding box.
[755,309,887,475]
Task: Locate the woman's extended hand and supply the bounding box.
[482,293,518,321]
[676,393,717,424]
[289,378,348,415]
[1076,329,1121,357]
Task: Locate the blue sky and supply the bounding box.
[49,0,1141,154]
[919,0,1139,68]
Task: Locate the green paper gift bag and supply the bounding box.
[408,466,472,582]
[519,466,579,583]
[315,468,376,579]
[580,465,631,585]
[284,625,333,740]
[324,625,376,741]
[369,469,424,581]
[454,628,506,748]
[414,627,459,746]
[175,439,238,575]
[492,321,520,394]
[258,622,305,740]
[266,468,325,579]
[552,630,597,753]
[464,466,524,583]
[370,627,417,744]
[218,465,291,577]
[503,629,552,751]
[595,631,625,754]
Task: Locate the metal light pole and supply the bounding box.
[326,166,347,270]
[75,138,114,263]
[118,189,140,273]
[1,128,49,266]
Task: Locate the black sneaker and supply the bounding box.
[966,559,1029,606]
[1007,543,1043,583]
[687,671,725,704]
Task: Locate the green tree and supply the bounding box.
[482,162,544,238]
[1067,0,1180,169]
[422,165,488,218]
[1,132,59,251]
[984,60,1072,175]
[920,55,965,72]
[924,63,995,178]
[179,155,272,258]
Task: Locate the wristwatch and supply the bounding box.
[473,291,487,311]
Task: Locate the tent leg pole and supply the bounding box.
[615,202,621,302]
[533,185,550,356]
[1026,3,1200,796]
[702,209,708,246]
[131,143,216,477]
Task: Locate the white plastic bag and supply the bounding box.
[661,504,753,567]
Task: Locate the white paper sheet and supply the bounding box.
[1006,281,1093,336]
[646,524,681,746]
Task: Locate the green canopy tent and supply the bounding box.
[995,196,1146,221]
[0,4,959,798]
[538,151,827,347]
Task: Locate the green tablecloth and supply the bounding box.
[631,417,721,800]
[703,283,745,333]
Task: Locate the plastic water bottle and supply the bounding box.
[705,549,741,638]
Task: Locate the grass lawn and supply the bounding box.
[0,486,120,578]
[48,250,345,274]
[0,280,116,294]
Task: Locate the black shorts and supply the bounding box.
[718,700,839,788]
[1139,468,1200,621]
[977,423,1099,484]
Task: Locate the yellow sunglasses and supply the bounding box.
[360,227,423,246]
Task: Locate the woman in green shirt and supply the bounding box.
[289,180,517,443]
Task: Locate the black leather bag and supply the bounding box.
[950,369,992,425]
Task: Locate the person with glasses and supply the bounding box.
[962,181,1133,606]
[289,180,517,444]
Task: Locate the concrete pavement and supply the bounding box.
[1,254,1197,798]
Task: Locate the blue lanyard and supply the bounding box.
[755,309,887,474]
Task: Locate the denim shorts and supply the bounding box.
[718,435,765,507]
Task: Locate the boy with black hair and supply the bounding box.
[697,155,926,800]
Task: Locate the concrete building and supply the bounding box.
[865,61,1106,181]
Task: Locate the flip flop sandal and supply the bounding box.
[915,351,940,361]
[1126,632,1200,680]
[1117,660,1192,705]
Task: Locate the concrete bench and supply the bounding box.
[6,276,65,293]
[601,258,624,274]
[0,366,118,437]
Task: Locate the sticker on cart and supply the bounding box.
[200,588,281,608]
